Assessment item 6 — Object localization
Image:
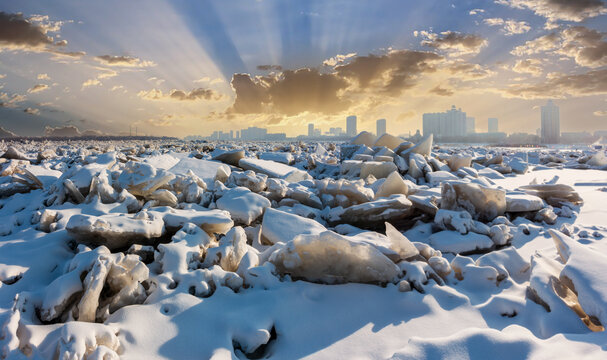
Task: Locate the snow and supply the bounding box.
[1,138,607,359]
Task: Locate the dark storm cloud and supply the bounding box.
[0,12,53,50]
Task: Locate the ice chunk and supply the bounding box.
[489,224,512,246]
[148,189,178,207]
[228,170,268,193]
[261,208,326,245]
[329,194,414,227]
[350,131,377,147]
[239,158,311,182]
[203,226,248,272]
[1,146,29,161]
[269,231,400,284]
[425,171,458,186]
[211,148,245,166]
[587,151,607,167]
[441,182,506,222]
[66,211,165,250]
[373,133,403,149]
[384,222,419,260]
[360,161,398,179]
[428,230,494,254]
[158,207,234,234]
[518,183,583,207]
[118,161,175,197]
[402,134,432,157]
[505,194,544,212]
[216,187,271,225]
[259,151,294,165]
[447,154,472,171]
[434,209,474,234]
[374,171,408,199]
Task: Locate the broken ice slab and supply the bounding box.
[374,171,409,199]
[211,148,245,166]
[505,193,544,212]
[427,230,494,254]
[261,208,327,245]
[118,161,175,197]
[216,186,271,225]
[447,154,472,171]
[238,158,311,182]
[328,194,414,227]
[441,181,506,222]
[269,230,400,284]
[373,133,403,149]
[350,131,377,147]
[259,151,294,165]
[154,207,234,234]
[518,183,583,207]
[66,211,165,250]
[401,134,433,157]
[360,161,398,179]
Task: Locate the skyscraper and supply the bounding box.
[376,119,386,136]
[308,123,314,137]
[488,118,498,133]
[466,117,475,134]
[541,100,560,144]
[422,105,467,139]
[346,115,357,136]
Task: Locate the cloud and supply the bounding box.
[447,61,495,79]
[138,88,222,101]
[594,110,607,116]
[429,85,454,96]
[511,26,607,68]
[95,55,156,67]
[469,8,485,15]
[323,53,357,66]
[416,30,487,55]
[82,78,101,88]
[23,107,40,115]
[502,68,607,99]
[0,12,54,51]
[512,58,544,76]
[135,114,177,127]
[484,18,531,35]
[37,73,50,80]
[194,77,223,85]
[27,84,49,93]
[496,0,606,23]
[0,92,25,108]
[257,65,283,71]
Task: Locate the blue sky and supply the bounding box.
[0,0,605,137]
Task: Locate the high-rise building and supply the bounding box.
[308,123,314,137]
[346,115,357,136]
[376,119,386,136]
[240,126,267,140]
[488,118,498,133]
[422,105,467,138]
[466,117,475,134]
[541,100,560,144]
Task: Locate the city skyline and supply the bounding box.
[0,1,605,137]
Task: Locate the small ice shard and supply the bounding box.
[148,189,178,207]
[214,164,231,183]
[269,230,400,284]
[228,170,268,193]
[402,134,432,157]
[216,187,271,225]
[441,182,506,222]
[489,224,512,246]
[1,146,29,161]
[350,131,377,147]
[66,211,165,250]
[434,209,474,235]
[384,222,419,260]
[203,226,248,272]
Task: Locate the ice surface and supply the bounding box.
[216,186,271,225]
[239,158,311,182]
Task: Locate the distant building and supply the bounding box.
[422,105,467,139]
[376,119,386,136]
[488,118,498,133]
[308,123,314,137]
[346,115,357,136]
[466,117,475,134]
[541,100,560,144]
[240,126,267,140]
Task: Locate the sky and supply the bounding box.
[0,0,606,137]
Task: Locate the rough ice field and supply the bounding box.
[0,132,606,359]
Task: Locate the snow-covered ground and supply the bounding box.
[0,134,606,359]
